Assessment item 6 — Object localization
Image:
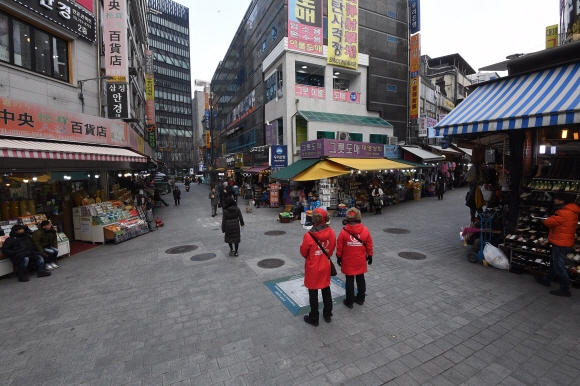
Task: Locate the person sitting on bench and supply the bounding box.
[1,225,51,282]
[153,189,170,206]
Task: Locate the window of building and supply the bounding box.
[387,35,398,43]
[349,133,363,142]
[333,78,349,91]
[296,117,308,148]
[369,134,388,144]
[296,72,324,87]
[265,72,277,104]
[387,10,398,18]
[317,131,335,139]
[387,84,397,92]
[277,118,284,145]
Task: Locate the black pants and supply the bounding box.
[437,194,443,200]
[308,286,332,322]
[174,198,180,205]
[159,198,169,206]
[345,274,366,304]
[211,205,217,216]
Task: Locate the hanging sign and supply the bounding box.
[205,130,211,149]
[327,0,358,69]
[106,83,129,119]
[104,0,128,82]
[288,0,323,55]
[409,0,421,34]
[271,145,288,173]
[410,77,420,119]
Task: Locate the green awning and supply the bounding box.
[269,159,319,180]
[298,111,393,128]
[390,159,436,168]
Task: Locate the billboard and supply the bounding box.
[327,0,359,69]
[409,33,420,78]
[410,77,420,119]
[546,24,558,49]
[409,0,421,34]
[104,0,128,82]
[288,0,323,55]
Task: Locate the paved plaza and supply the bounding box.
[1,184,580,386]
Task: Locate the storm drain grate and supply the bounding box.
[398,252,427,260]
[265,231,286,236]
[383,228,411,234]
[166,245,198,254]
[257,258,285,268]
[190,253,216,262]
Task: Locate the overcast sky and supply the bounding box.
[182,0,561,84]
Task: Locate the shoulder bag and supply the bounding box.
[309,232,337,276]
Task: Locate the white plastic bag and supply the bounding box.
[483,242,509,270]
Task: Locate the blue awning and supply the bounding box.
[435,63,580,136]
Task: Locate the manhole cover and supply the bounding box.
[190,253,216,261]
[398,252,427,260]
[166,245,198,254]
[265,231,286,236]
[383,228,411,234]
[257,258,285,268]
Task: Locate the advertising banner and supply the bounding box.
[147,130,156,148]
[546,24,558,49]
[295,84,325,99]
[300,139,384,159]
[327,0,358,69]
[409,0,421,34]
[409,33,420,78]
[410,77,419,119]
[0,97,127,146]
[104,0,128,82]
[10,0,96,42]
[205,130,211,149]
[265,121,278,146]
[253,148,270,166]
[144,50,153,74]
[332,90,360,103]
[222,90,256,134]
[271,145,288,173]
[288,0,323,55]
[106,83,129,119]
[384,145,402,159]
[235,153,244,168]
[145,74,155,124]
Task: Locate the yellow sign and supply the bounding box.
[205,130,211,149]
[546,24,558,49]
[327,0,358,69]
[107,76,128,83]
[137,136,145,154]
[443,98,455,110]
[409,33,420,75]
[145,75,154,101]
[410,77,420,119]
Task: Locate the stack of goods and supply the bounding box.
[278,212,292,223]
[104,219,148,244]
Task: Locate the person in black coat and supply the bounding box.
[222,196,244,256]
[1,225,51,282]
[436,178,445,200]
[173,186,181,205]
[154,189,169,206]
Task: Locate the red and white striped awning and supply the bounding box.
[0,139,147,163]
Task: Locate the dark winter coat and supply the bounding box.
[300,225,336,290]
[222,199,244,243]
[173,188,181,199]
[209,191,220,206]
[436,181,445,195]
[1,231,39,265]
[31,228,58,254]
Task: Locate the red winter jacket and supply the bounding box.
[336,223,374,276]
[544,203,580,247]
[300,226,337,290]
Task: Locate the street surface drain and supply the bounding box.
[398,252,427,260]
[166,245,198,254]
[190,253,216,261]
[265,231,286,236]
[257,258,285,268]
[383,228,411,234]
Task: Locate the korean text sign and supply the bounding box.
[327,0,358,69]
[0,97,128,146]
[300,139,385,158]
[409,33,420,77]
[409,0,421,34]
[106,84,129,119]
[104,0,128,81]
[271,145,288,172]
[295,85,325,99]
[332,90,360,103]
[288,0,323,55]
[410,77,420,119]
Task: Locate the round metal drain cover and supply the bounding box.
[398,252,427,260]
[190,253,216,261]
[383,228,411,234]
[166,245,198,254]
[257,258,285,268]
[265,231,286,236]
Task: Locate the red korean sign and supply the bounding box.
[288,0,323,55]
[295,84,325,99]
[332,90,360,104]
[104,0,128,82]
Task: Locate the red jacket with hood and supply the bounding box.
[544,203,580,247]
[336,222,374,276]
[300,225,336,290]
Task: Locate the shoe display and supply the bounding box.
[550,289,571,297]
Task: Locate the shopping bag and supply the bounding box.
[145,209,154,222]
[483,242,509,270]
[485,147,496,163]
[329,260,338,276]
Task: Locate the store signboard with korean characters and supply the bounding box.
[327,0,358,69]
[288,0,323,55]
[271,145,288,173]
[300,139,384,159]
[104,0,128,82]
[106,83,129,119]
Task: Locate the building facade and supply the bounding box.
[467,72,501,84]
[211,0,409,165]
[192,80,210,173]
[148,0,193,174]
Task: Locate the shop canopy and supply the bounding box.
[401,146,445,162]
[328,158,409,171]
[429,145,461,154]
[270,159,319,180]
[298,111,393,128]
[245,166,270,174]
[0,139,147,163]
[393,159,436,168]
[291,160,350,181]
[435,62,580,136]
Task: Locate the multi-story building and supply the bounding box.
[211,0,409,165]
[467,72,501,84]
[192,80,210,173]
[148,0,193,174]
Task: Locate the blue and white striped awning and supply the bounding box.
[435,63,580,136]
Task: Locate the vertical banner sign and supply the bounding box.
[145,75,155,123]
[205,130,211,149]
[104,0,128,82]
[106,83,129,119]
[409,0,421,34]
[546,24,558,49]
[271,145,288,173]
[409,33,420,78]
[288,0,323,55]
[327,0,358,69]
[148,130,156,148]
[410,77,420,119]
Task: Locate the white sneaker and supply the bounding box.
[45,264,53,270]
[52,263,59,269]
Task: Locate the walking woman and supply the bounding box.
[336,208,373,308]
[300,208,336,326]
[173,186,181,205]
[372,184,383,214]
[222,196,244,256]
[209,187,219,217]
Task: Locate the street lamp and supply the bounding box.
[77,75,113,113]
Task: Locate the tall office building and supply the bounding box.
[148,0,193,174]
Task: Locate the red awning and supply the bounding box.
[0,139,147,163]
[245,166,270,174]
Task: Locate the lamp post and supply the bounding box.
[77,76,113,114]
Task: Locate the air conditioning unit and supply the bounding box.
[337,131,350,140]
[388,136,398,145]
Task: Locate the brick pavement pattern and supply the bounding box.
[1,183,580,386]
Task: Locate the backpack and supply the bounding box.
[244,189,253,199]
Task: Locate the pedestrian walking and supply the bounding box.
[336,208,373,308]
[173,186,181,205]
[372,184,383,214]
[300,208,336,326]
[219,185,228,208]
[436,178,445,200]
[535,193,580,296]
[222,196,244,256]
[209,187,219,217]
[243,183,253,213]
[233,183,239,202]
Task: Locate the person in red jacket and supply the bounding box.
[535,193,580,297]
[336,208,373,308]
[300,208,336,326]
